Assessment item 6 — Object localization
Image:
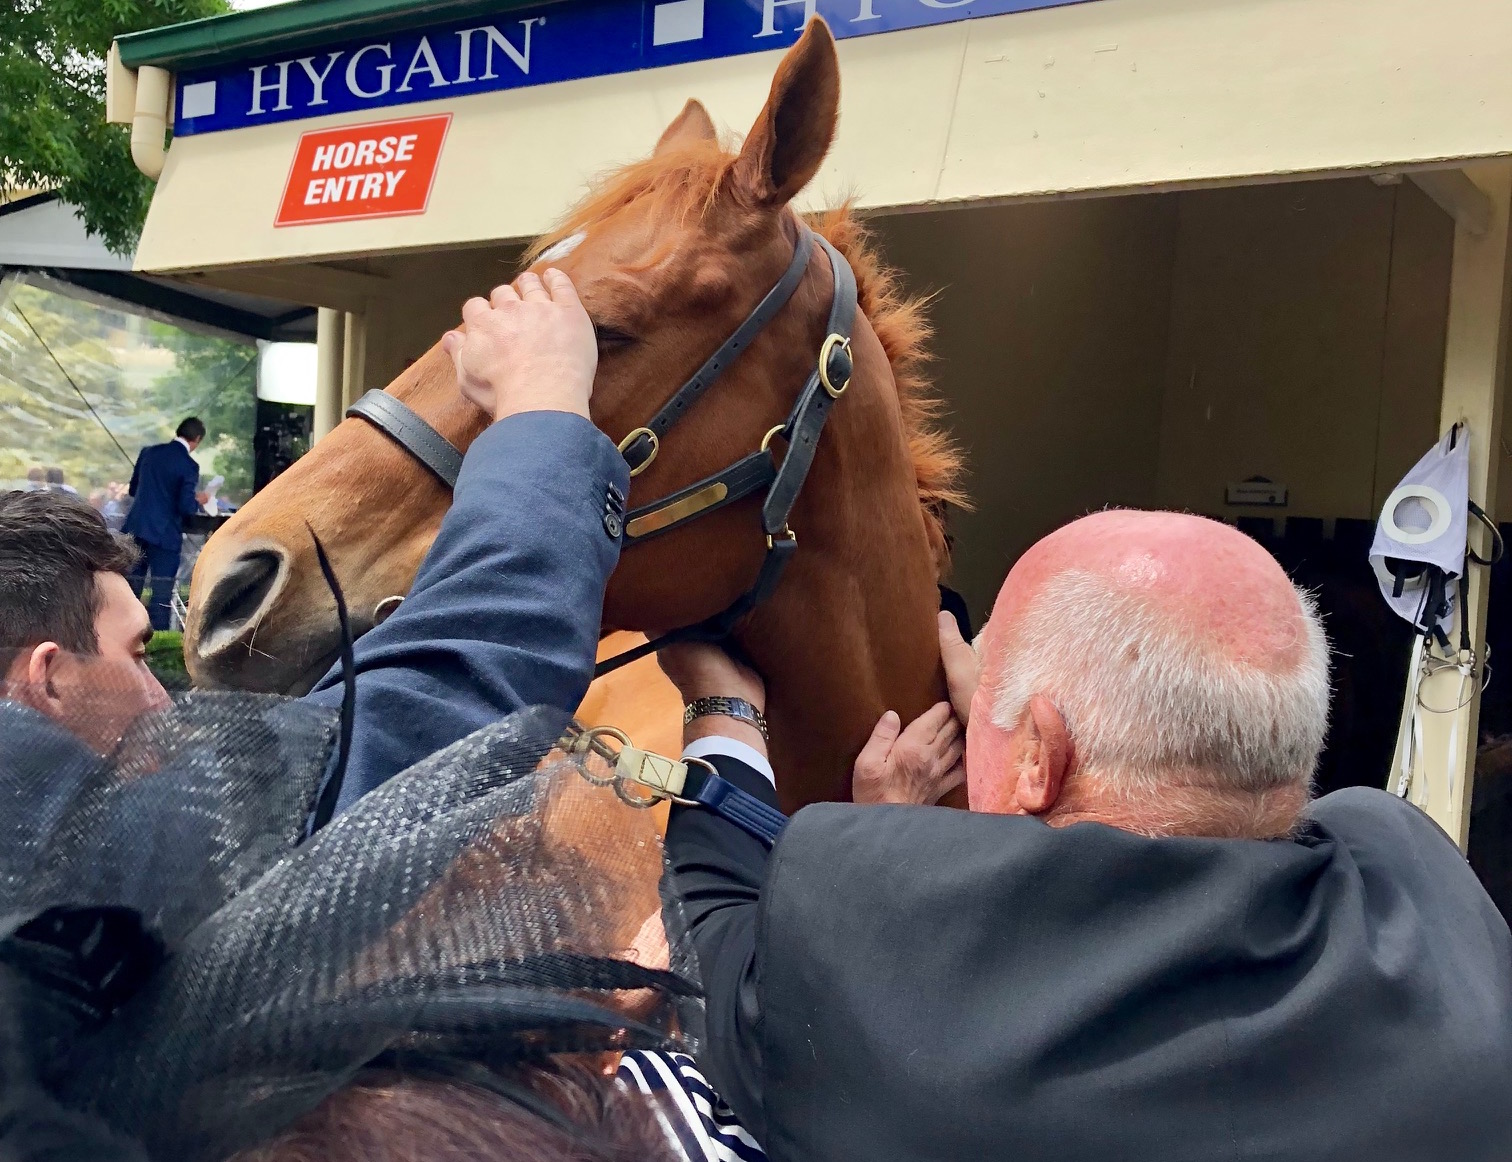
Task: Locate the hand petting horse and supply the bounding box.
[185,19,965,812]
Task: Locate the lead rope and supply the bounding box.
[306,525,356,834]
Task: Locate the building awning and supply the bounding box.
[0,194,134,272]
[0,194,315,341]
[126,0,1512,288]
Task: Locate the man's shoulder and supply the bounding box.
[1307,786,1503,920]
[1307,786,1462,860]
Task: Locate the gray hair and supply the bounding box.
[988,570,1330,796]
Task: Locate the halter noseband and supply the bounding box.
[345,223,858,677]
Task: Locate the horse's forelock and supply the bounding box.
[523,142,738,267]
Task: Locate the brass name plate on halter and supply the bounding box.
[625,481,729,539]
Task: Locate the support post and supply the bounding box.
[1407,160,1512,850]
[341,310,368,411]
[1409,169,1495,238]
[313,307,345,441]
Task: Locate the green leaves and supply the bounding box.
[0,0,230,255]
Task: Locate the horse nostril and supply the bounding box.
[198,549,286,654]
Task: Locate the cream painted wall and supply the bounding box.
[872,196,1180,619]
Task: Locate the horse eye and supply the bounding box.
[593,324,635,350]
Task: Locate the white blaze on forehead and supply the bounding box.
[536,231,587,265]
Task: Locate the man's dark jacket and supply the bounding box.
[122,440,200,550]
[668,761,1512,1162]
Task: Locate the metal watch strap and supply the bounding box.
[683,696,769,740]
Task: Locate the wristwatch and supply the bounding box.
[683,696,769,741]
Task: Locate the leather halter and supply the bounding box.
[344,222,858,678]
[347,389,463,489]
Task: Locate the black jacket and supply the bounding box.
[666,762,1512,1161]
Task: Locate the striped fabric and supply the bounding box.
[617,1050,767,1162]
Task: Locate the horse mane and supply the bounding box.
[526,142,968,569]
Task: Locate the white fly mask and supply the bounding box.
[1370,426,1471,643]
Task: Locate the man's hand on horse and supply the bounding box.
[852,700,965,806]
[443,268,597,423]
[938,610,979,726]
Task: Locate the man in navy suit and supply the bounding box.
[123,417,207,631]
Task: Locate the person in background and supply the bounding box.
[102,482,128,532]
[123,418,209,632]
[45,467,78,496]
[23,467,46,492]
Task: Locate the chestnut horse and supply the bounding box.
[185,21,964,811]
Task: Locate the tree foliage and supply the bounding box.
[0,275,257,498]
[0,0,229,255]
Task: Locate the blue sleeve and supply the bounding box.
[306,410,630,813]
[128,455,141,497]
[177,459,201,518]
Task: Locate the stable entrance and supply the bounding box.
[109,0,1512,853]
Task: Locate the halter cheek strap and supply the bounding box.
[618,229,816,477]
[593,231,858,678]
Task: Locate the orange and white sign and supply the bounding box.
[275,113,451,227]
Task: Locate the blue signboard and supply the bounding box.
[174,0,1099,136]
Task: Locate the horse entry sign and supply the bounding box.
[275,113,451,226]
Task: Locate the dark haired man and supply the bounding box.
[0,490,169,753]
[123,417,208,631]
[44,467,78,496]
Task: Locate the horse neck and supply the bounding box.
[734,316,947,811]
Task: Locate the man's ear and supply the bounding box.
[24,641,60,690]
[655,99,718,155]
[5,642,64,713]
[731,19,840,207]
[1008,695,1072,817]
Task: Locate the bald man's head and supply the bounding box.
[966,511,1329,838]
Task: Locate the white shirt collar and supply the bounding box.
[173,436,193,452]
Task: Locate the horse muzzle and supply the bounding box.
[185,543,294,688]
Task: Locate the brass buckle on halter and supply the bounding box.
[767,525,797,551]
[819,334,853,399]
[618,427,660,477]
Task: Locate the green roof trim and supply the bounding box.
[115,0,569,71]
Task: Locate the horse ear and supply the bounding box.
[732,18,840,207]
[655,100,718,154]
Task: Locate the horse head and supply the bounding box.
[187,20,964,808]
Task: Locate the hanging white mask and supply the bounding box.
[1369,425,1470,639]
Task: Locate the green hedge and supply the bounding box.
[146,630,190,690]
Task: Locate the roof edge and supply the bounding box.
[115,0,561,71]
